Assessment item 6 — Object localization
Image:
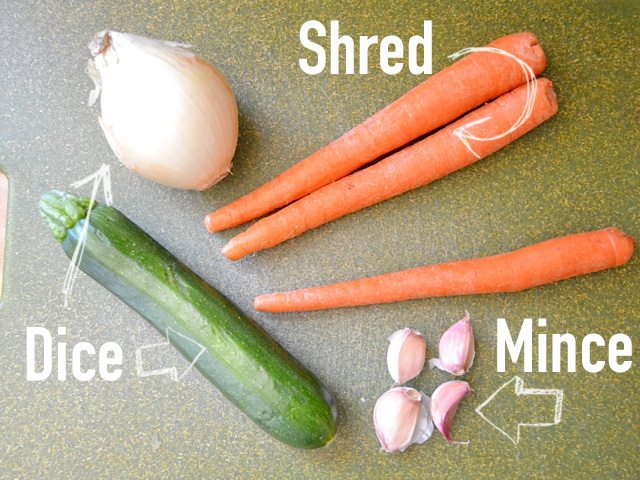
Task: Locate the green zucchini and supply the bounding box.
[39,190,337,448]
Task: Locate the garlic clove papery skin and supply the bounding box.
[373,387,434,453]
[387,328,427,384]
[430,380,472,443]
[89,31,238,191]
[429,311,475,376]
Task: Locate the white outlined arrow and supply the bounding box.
[447,46,538,159]
[63,164,113,308]
[475,376,563,445]
[135,327,206,382]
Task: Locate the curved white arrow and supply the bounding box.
[448,46,538,159]
[475,376,563,445]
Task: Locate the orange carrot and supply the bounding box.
[254,228,636,312]
[206,32,547,233]
[222,78,557,260]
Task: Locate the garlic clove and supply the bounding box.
[373,387,434,453]
[430,380,472,443]
[387,328,427,384]
[429,311,475,376]
[88,31,238,191]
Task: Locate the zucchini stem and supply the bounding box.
[39,190,93,243]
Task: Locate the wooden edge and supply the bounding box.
[0,172,7,298]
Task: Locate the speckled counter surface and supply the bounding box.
[1,1,639,478]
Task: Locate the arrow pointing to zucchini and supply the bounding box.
[475,376,563,445]
[135,327,206,382]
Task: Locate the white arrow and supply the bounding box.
[63,164,113,308]
[135,327,206,382]
[447,46,538,159]
[475,376,563,445]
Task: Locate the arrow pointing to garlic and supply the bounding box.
[135,327,206,382]
[475,376,563,445]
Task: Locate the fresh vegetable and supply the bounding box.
[255,228,636,312]
[222,78,557,260]
[377,322,477,452]
[373,387,433,453]
[429,313,475,376]
[430,381,472,443]
[39,190,336,448]
[206,32,547,232]
[88,31,238,190]
[386,329,427,385]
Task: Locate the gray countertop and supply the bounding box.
[1,0,639,478]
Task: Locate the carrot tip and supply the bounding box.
[608,227,636,265]
[204,213,217,233]
[205,211,228,233]
[254,296,266,311]
[257,294,290,312]
[254,295,278,312]
[221,239,243,261]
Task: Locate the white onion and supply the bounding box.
[88,31,238,190]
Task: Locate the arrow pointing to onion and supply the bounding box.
[135,327,206,382]
[63,164,112,308]
[475,376,563,445]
